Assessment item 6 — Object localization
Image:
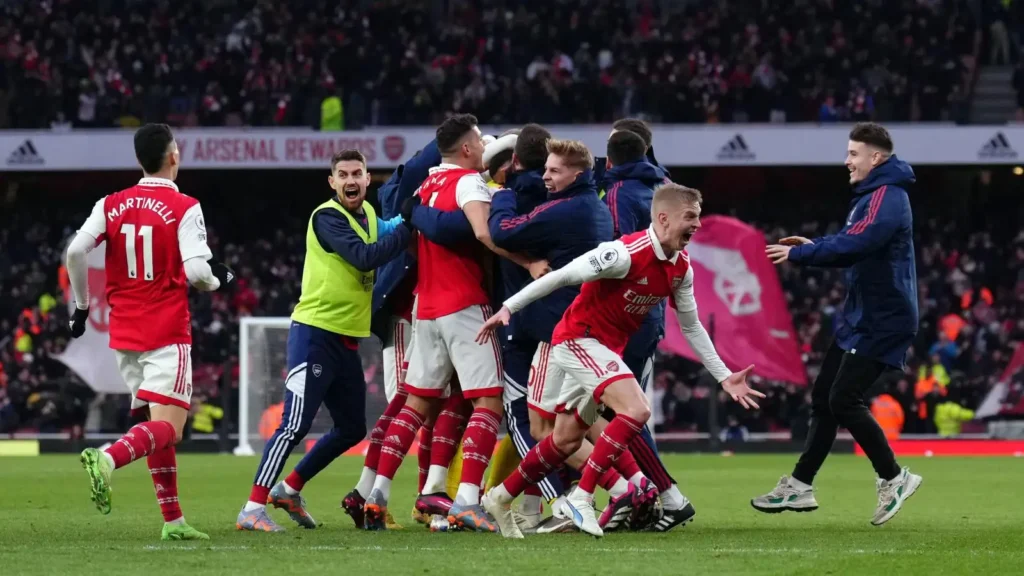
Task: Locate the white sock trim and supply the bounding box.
[243,501,265,512]
[455,482,480,506]
[788,476,812,491]
[371,476,393,501]
[662,485,685,509]
[355,467,376,499]
[422,465,448,495]
[608,477,629,499]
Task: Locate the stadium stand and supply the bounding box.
[0,0,987,129]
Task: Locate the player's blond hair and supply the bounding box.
[651,182,702,219]
[546,139,594,171]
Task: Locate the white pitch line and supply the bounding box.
[139,545,1007,556]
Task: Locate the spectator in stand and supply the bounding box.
[0,0,983,129]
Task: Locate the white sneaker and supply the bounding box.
[872,467,922,526]
[480,489,524,539]
[515,510,543,534]
[750,476,819,513]
[565,488,604,538]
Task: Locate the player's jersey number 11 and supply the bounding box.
[120,223,155,281]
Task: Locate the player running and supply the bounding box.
[478,183,764,538]
[755,123,922,525]
[599,125,693,531]
[236,150,413,532]
[69,123,233,541]
[362,114,544,531]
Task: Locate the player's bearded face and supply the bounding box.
[467,127,486,171]
[663,202,701,251]
[329,160,370,211]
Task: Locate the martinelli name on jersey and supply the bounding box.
[106,197,178,225]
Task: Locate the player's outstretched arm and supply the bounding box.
[475,241,631,343]
[464,200,550,278]
[769,188,905,267]
[672,267,764,409]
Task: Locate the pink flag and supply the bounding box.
[659,216,807,385]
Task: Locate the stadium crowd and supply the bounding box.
[0,0,989,129]
[2,186,1022,437]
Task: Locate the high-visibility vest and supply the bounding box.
[871,394,904,440]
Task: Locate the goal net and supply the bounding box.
[236,316,387,455]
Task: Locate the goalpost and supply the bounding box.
[236,316,386,456]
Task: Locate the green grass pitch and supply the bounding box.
[2,453,1022,575]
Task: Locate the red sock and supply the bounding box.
[284,469,305,492]
[579,415,643,494]
[598,467,624,491]
[105,421,176,469]
[430,393,469,468]
[417,425,433,493]
[629,435,675,491]
[460,407,501,489]
[375,405,425,480]
[525,485,542,497]
[502,436,568,498]
[249,485,270,505]
[147,446,181,522]
[613,447,642,481]
[365,391,407,471]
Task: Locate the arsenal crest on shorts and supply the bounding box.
[606,361,619,372]
[312,364,323,377]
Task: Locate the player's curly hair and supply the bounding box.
[134,123,175,175]
[546,139,594,172]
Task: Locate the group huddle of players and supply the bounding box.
[309,115,763,538]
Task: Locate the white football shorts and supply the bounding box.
[405,304,504,399]
[551,338,636,426]
[382,316,413,403]
[114,343,192,416]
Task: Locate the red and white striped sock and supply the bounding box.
[147,446,182,523]
[456,407,501,506]
[105,421,176,469]
[578,414,643,495]
[371,405,425,501]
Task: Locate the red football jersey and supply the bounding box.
[80,178,212,351]
[414,165,493,320]
[552,230,690,354]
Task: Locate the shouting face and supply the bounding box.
[656,201,702,253]
[329,159,370,211]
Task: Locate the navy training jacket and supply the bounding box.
[788,155,919,368]
[489,170,614,343]
[602,160,671,362]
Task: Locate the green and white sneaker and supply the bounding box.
[161,522,210,541]
[871,467,922,526]
[80,448,113,514]
[750,476,819,514]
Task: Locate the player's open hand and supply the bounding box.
[475,306,511,344]
[528,259,551,280]
[721,365,765,410]
[765,244,793,264]
[778,236,813,246]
